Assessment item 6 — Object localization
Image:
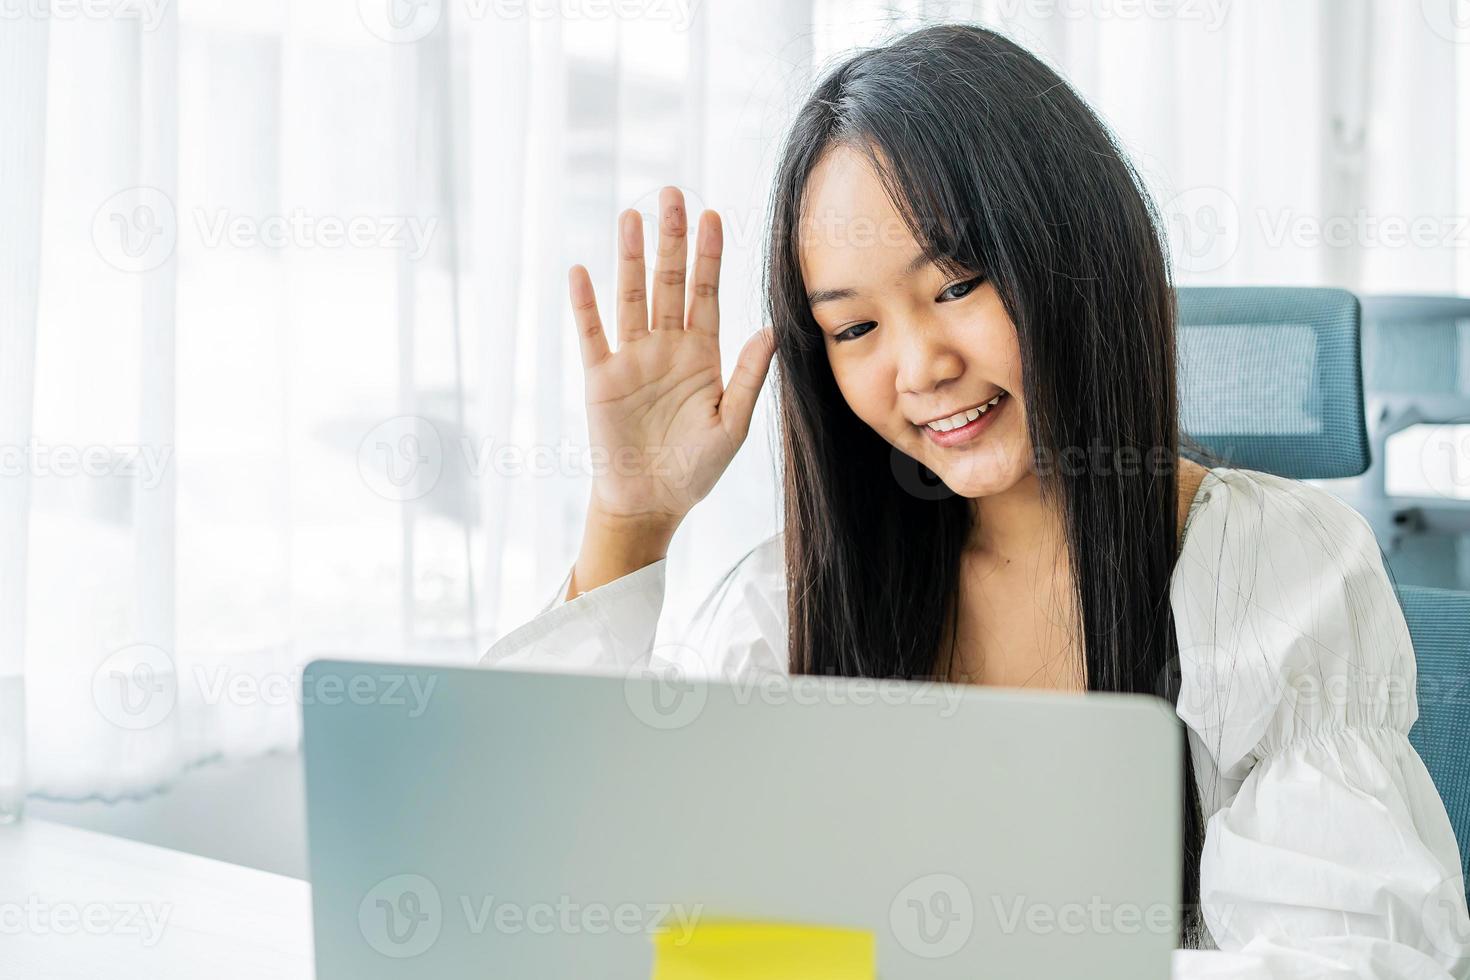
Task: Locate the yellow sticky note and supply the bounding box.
[650,919,875,979]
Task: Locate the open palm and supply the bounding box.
[568,186,776,526]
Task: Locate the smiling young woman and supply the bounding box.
[482,23,1470,978]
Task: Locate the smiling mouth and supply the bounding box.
[916,391,1006,432]
[916,391,1008,447]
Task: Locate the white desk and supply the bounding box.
[0,819,313,979]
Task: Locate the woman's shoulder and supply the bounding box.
[742,528,787,576]
[675,529,789,677]
[692,529,785,610]
[1176,465,1389,605]
[1171,465,1416,776]
[1175,463,1403,633]
[1180,465,1379,552]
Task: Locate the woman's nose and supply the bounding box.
[894,321,964,396]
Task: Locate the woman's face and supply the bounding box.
[799,144,1033,499]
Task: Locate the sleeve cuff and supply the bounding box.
[480,558,669,673]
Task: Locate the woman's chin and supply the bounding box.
[926,462,1028,500]
[915,441,1031,499]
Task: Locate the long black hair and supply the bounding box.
[763,22,1206,947]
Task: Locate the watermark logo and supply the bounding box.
[890,873,974,958]
[1159,643,1419,725]
[623,643,718,731]
[1418,874,1470,959]
[92,188,438,272]
[1421,0,1470,44]
[358,416,445,503]
[360,874,443,957]
[92,658,440,730]
[890,448,957,502]
[354,416,705,502]
[93,186,177,274]
[358,874,703,955]
[1418,420,1470,499]
[357,0,442,42]
[1164,186,1239,274]
[624,657,968,733]
[91,644,177,731]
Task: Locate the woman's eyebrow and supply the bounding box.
[807,249,936,306]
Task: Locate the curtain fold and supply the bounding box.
[466,12,530,643]
[0,10,50,815]
[10,0,1468,800]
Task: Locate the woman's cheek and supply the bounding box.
[831,356,891,432]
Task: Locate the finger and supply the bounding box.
[650,186,689,331]
[686,210,722,335]
[616,208,649,347]
[720,326,777,443]
[568,265,610,368]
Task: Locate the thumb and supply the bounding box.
[720,325,777,442]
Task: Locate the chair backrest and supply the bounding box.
[1360,294,1470,399]
[1397,584,1470,898]
[1177,286,1469,896]
[1177,286,1370,479]
[1353,294,1470,591]
[1366,303,1470,873]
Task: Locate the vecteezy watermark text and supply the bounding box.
[624,649,968,731]
[355,0,699,44]
[0,441,172,490]
[91,645,439,731]
[0,897,172,947]
[992,0,1231,30]
[357,874,703,958]
[92,187,439,274]
[0,0,171,29]
[356,415,707,503]
[193,208,437,261]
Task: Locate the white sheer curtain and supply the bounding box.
[14,0,811,801]
[7,0,1467,801]
[1,9,50,817]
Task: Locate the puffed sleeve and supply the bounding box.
[1170,467,1470,980]
[477,531,789,683]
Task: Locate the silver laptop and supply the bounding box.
[302,660,1182,978]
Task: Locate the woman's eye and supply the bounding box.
[940,276,985,302]
[835,321,876,343]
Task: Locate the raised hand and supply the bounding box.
[567,186,776,532]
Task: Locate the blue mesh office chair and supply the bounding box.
[1177,286,1470,899]
[1176,286,1370,479]
[1398,585,1470,894]
[1348,295,1470,592]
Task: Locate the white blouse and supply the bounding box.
[480,466,1470,979]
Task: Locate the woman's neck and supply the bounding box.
[964,469,1066,571]
[964,457,1210,566]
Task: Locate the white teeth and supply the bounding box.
[935,408,980,431]
[925,394,1004,432]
